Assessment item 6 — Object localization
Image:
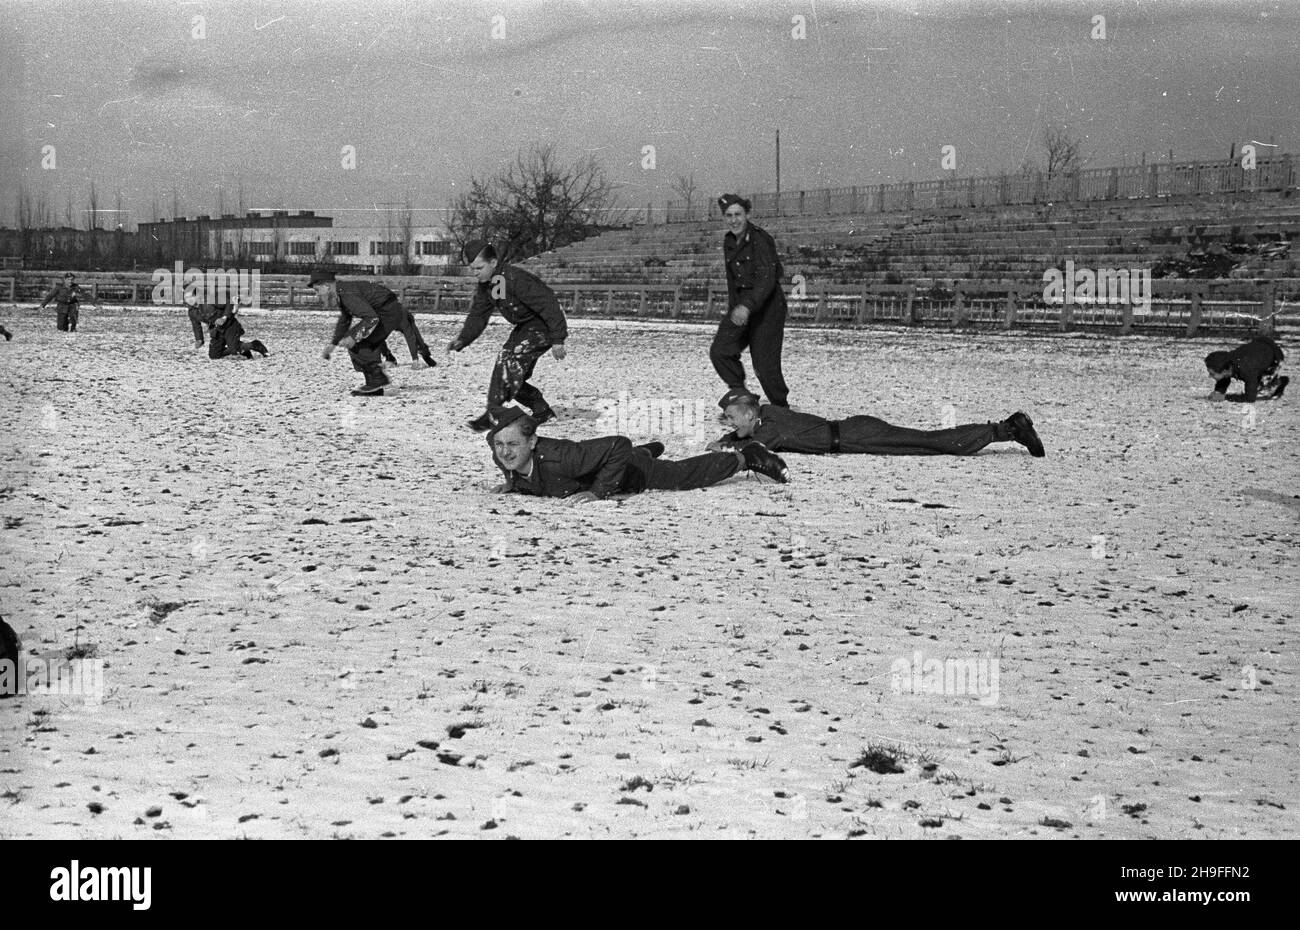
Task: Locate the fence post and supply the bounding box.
[671,288,681,319]
[91,282,99,302]
[849,187,858,213]
[433,287,442,313]
[638,289,647,316]
[1259,284,1276,337]
[814,288,828,323]
[952,287,966,327]
[856,283,869,324]
[1185,286,1201,336]
[905,182,915,212]
[904,285,916,325]
[1059,293,1073,332]
[1003,286,1017,329]
[999,174,1009,206]
[130,283,138,304]
[606,287,614,316]
[704,287,714,317]
[1147,164,1159,198]
[287,283,294,307]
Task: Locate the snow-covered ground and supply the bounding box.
[1,305,1295,839]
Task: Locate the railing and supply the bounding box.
[3,271,1292,337]
[657,155,1296,224]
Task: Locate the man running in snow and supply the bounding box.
[449,241,568,432]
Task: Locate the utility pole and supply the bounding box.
[776,129,781,215]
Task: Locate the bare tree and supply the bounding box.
[448,142,623,262]
[1043,124,1083,181]
[671,173,699,216]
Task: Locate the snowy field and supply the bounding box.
[1,304,1296,839]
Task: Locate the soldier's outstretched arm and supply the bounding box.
[449,287,491,351]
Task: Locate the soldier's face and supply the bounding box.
[1206,365,1230,380]
[724,205,748,236]
[721,403,759,437]
[493,423,536,472]
[471,254,496,283]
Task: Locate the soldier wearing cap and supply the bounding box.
[448,241,569,431]
[709,389,1046,457]
[1204,336,1287,403]
[487,404,790,504]
[311,271,424,396]
[711,194,790,409]
[40,272,82,332]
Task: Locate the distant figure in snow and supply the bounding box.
[189,301,268,360]
[40,272,81,332]
[1204,336,1287,403]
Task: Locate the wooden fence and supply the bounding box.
[3,271,1292,337]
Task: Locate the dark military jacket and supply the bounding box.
[456,264,567,348]
[723,223,786,316]
[491,435,632,499]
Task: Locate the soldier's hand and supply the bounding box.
[193,340,203,350]
[551,344,567,361]
[567,491,599,505]
[1208,391,1226,402]
[322,343,334,360]
[447,339,462,353]
[705,440,725,453]
[729,305,751,327]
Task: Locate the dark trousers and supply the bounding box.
[56,303,79,332]
[380,311,429,362]
[488,324,552,415]
[710,298,790,407]
[837,415,1009,455]
[348,304,406,379]
[622,447,741,493]
[209,318,247,359]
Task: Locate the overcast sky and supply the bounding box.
[1,0,1296,229]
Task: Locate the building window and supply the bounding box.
[248,241,274,256]
[288,241,316,256]
[369,241,405,256]
[329,241,359,256]
[418,240,454,256]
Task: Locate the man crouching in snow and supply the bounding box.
[1204,336,1288,403]
[487,405,790,504]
